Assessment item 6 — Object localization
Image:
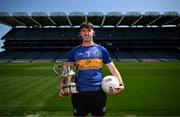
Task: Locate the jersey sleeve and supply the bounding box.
[101,47,112,64]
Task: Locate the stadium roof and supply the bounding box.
[0,11,179,27]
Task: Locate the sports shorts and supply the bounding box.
[71,90,107,116]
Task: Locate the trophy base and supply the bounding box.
[62,83,79,95]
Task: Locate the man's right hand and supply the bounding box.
[59,88,65,97]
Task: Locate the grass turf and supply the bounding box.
[0,62,180,116]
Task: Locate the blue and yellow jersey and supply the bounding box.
[68,44,112,91]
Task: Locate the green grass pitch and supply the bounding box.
[0,62,180,116]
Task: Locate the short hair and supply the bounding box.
[80,22,94,30]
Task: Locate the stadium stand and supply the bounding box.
[32,51,60,62]
[0,11,180,62]
[113,51,139,62]
[55,50,69,62]
[130,51,160,62]
[148,51,179,62]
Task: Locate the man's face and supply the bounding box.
[80,28,95,42]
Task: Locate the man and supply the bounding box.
[59,22,124,116]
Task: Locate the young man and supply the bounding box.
[60,22,124,116]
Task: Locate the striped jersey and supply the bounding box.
[68,44,112,91]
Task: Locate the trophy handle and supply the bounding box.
[53,64,63,77]
[53,63,75,78]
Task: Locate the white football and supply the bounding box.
[101,75,120,94]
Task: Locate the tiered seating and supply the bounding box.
[0,51,26,62]
[0,27,179,62]
[148,51,179,62]
[12,51,42,62]
[113,51,138,62]
[61,29,79,39]
[130,51,160,62]
[55,51,69,62]
[33,51,59,62]
[94,29,107,39]
[2,27,179,41]
[165,51,180,60]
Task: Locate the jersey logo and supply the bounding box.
[94,51,99,57]
[85,51,91,57]
[86,59,91,65]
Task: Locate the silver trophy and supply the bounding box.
[53,62,79,95]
